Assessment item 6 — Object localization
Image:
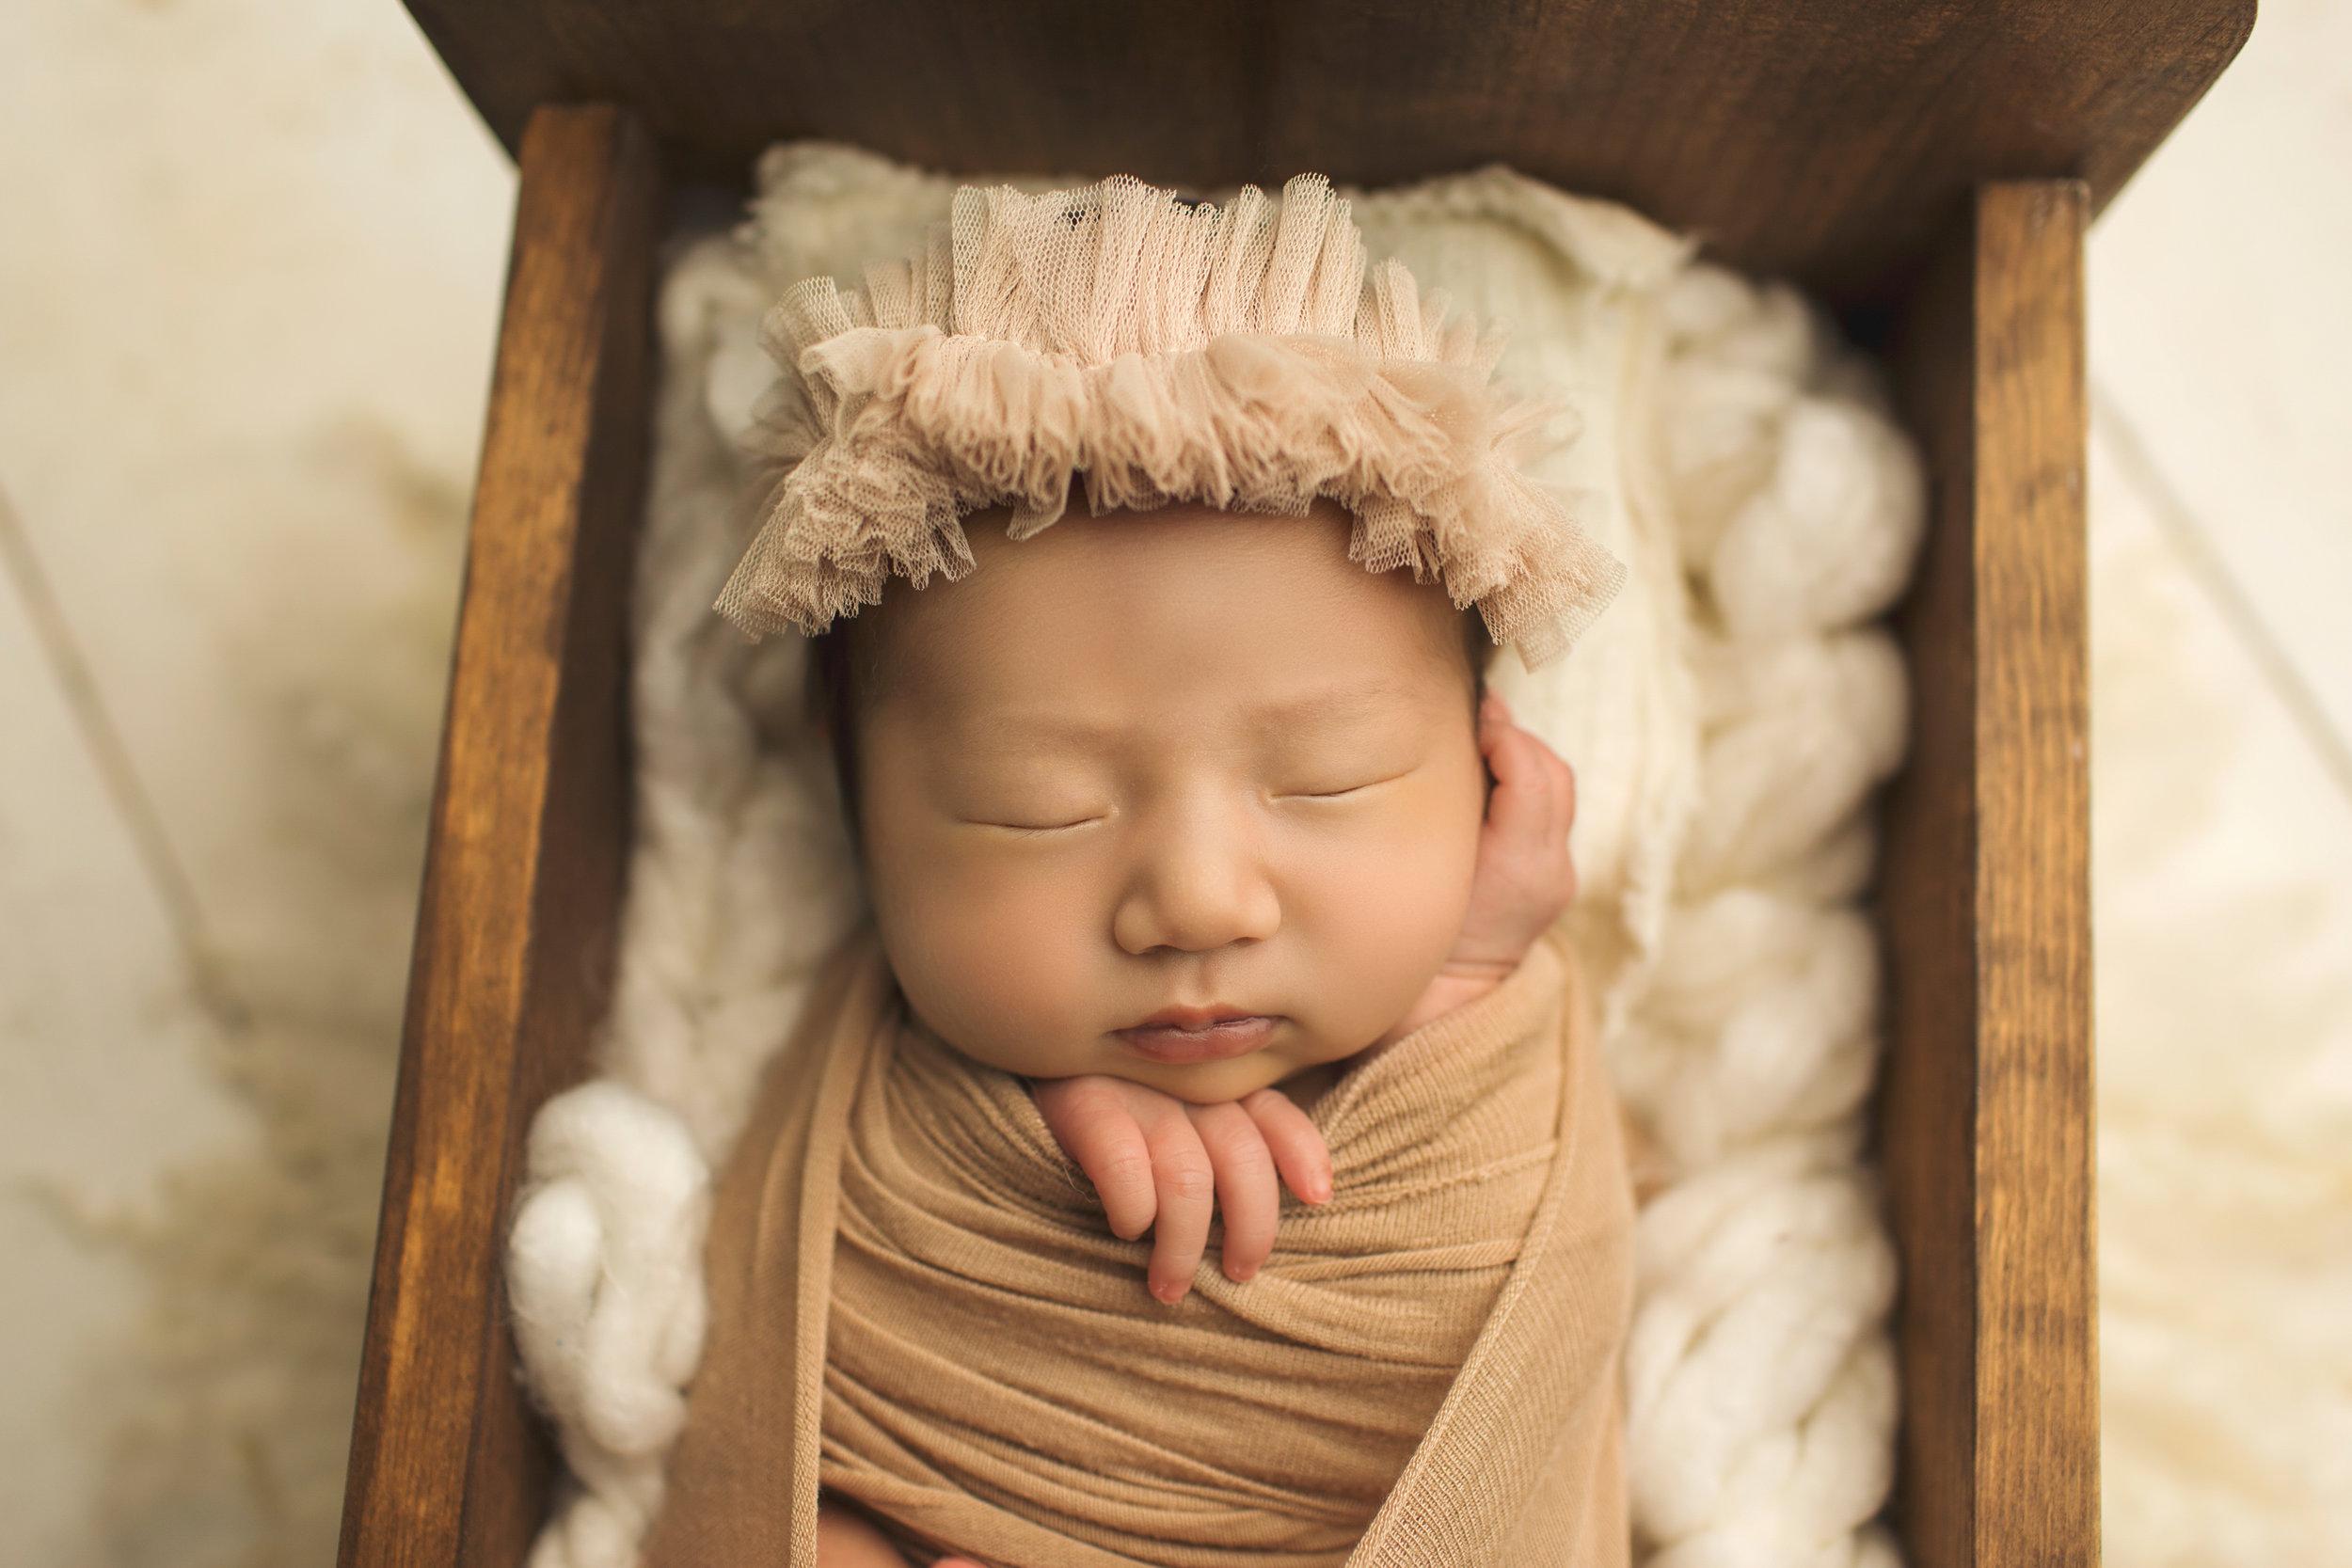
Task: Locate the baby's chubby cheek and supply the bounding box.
[866,850,1112,1079]
[1269,796,1484,1053]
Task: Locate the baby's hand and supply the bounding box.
[1382,693,1580,1041]
[1031,1077,1332,1304]
[1460,691,1580,965]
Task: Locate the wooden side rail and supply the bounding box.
[1880,180,2097,1568]
[339,103,661,1568]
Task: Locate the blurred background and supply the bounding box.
[1,2,2345,1565]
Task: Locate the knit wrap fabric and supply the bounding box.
[715,174,1628,668]
[642,931,1633,1568]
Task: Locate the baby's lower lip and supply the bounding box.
[1114,1016,1279,1064]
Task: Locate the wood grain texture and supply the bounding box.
[402,0,2248,301]
[337,103,660,1568]
[1880,181,2095,1567]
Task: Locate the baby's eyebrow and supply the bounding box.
[1236,682,1427,732]
[949,683,1424,751]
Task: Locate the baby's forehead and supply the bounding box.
[878,517,1460,666]
[858,572,1479,755]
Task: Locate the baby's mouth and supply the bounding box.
[1115,1008,1279,1064]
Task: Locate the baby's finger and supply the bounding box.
[1188,1101,1279,1282]
[817,1505,924,1567]
[1241,1087,1332,1206]
[1545,746,1580,860]
[1547,745,1578,827]
[1034,1078,1158,1242]
[1477,692,1512,763]
[1482,723,1562,842]
[1515,730,1571,849]
[1142,1111,1215,1304]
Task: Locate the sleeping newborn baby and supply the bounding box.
[637,174,1635,1568]
[861,499,1579,1306]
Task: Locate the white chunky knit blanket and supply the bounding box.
[503,146,1924,1568]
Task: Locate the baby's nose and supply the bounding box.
[1111,805,1280,956]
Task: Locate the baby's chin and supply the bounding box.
[931,1011,1389,1102]
[1085,1028,1373,1105]
[1109,1056,1294,1105]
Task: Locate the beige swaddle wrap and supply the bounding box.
[644,930,1632,1568]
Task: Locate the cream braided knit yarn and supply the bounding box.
[718,174,1626,668]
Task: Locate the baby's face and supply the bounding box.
[852,501,1486,1103]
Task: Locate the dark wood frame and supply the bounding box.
[338,107,660,1568]
[342,7,2246,1561]
[1881,181,2096,1568]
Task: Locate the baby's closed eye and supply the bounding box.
[1258,714,1431,805]
[945,774,1114,834]
[1270,765,1416,801]
[969,809,1110,834]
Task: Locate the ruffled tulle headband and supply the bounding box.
[716,172,1625,667]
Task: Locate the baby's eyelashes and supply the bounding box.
[985,816,1109,835]
[957,803,1114,833]
[1271,767,1415,802]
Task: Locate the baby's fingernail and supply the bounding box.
[1152,1279,1186,1304]
[1228,1262,1259,1283]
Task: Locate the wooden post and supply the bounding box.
[1880,180,2097,1567]
[338,103,660,1568]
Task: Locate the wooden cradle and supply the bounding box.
[338,4,2254,1565]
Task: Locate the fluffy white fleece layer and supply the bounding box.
[503,147,1924,1568]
